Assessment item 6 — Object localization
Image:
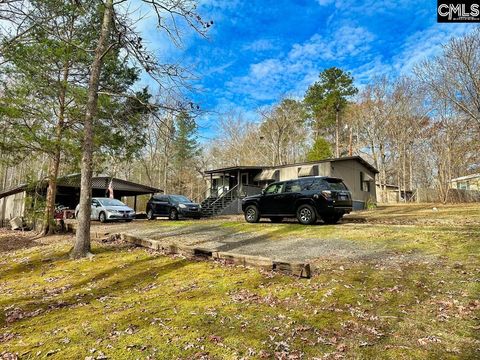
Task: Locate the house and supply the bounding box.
[451,173,480,190]
[376,183,414,204]
[201,156,378,216]
[0,174,160,223]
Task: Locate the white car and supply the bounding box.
[75,197,135,223]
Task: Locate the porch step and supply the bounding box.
[201,194,236,217]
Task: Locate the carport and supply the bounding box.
[53,174,161,212]
[0,174,161,222]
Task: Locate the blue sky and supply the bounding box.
[136,0,477,139]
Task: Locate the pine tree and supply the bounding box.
[304,67,357,157]
[306,137,333,161]
[171,111,200,195]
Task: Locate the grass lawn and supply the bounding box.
[0,204,479,359]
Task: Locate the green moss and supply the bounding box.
[1,204,479,358]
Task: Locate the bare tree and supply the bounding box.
[416,28,480,131]
[71,0,211,258]
[259,99,307,166]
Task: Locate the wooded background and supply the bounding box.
[1,2,479,210]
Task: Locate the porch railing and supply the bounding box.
[208,184,239,210]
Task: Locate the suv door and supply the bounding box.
[283,180,302,215]
[259,182,285,215]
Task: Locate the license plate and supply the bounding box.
[339,195,347,200]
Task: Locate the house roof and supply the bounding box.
[451,173,480,182]
[204,166,265,174]
[0,174,161,199]
[205,156,379,175]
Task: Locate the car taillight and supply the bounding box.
[321,190,332,199]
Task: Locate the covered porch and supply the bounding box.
[204,166,277,199]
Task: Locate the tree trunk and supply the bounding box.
[402,143,407,202]
[71,0,113,259]
[43,153,60,234]
[348,126,353,156]
[409,145,413,191]
[335,109,340,158]
[379,143,387,203]
[42,61,70,235]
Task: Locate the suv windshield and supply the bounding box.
[98,199,125,207]
[325,179,347,191]
[169,195,190,203]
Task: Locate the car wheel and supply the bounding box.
[169,208,178,220]
[99,212,107,223]
[270,217,283,223]
[147,209,155,220]
[322,214,342,224]
[296,204,317,225]
[244,205,260,223]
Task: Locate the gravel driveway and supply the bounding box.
[92,218,388,262]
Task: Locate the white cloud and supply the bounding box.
[289,26,374,61]
[391,23,472,75]
[242,39,280,52]
[226,24,375,103]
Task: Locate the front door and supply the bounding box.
[241,173,249,185]
[259,182,285,215]
[240,173,249,195]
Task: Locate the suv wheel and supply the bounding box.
[244,205,260,223]
[169,208,178,221]
[270,217,283,223]
[99,212,107,223]
[147,209,155,220]
[322,214,343,224]
[296,204,316,225]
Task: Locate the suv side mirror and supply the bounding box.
[261,189,265,195]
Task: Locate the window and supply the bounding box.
[360,172,371,192]
[284,181,302,193]
[299,179,315,190]
[91,199,100,206]
[170,195,190,203]
[325,179,347,191]
[265,183,283,194]
[153,195,167,202]
[311,178,331,191]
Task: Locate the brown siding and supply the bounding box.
[330,159,376,207]
[274,159,376,208]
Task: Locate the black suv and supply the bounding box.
[146,194,202,220]
[241,176,352,225]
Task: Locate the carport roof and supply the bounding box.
[0,174,161,199]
